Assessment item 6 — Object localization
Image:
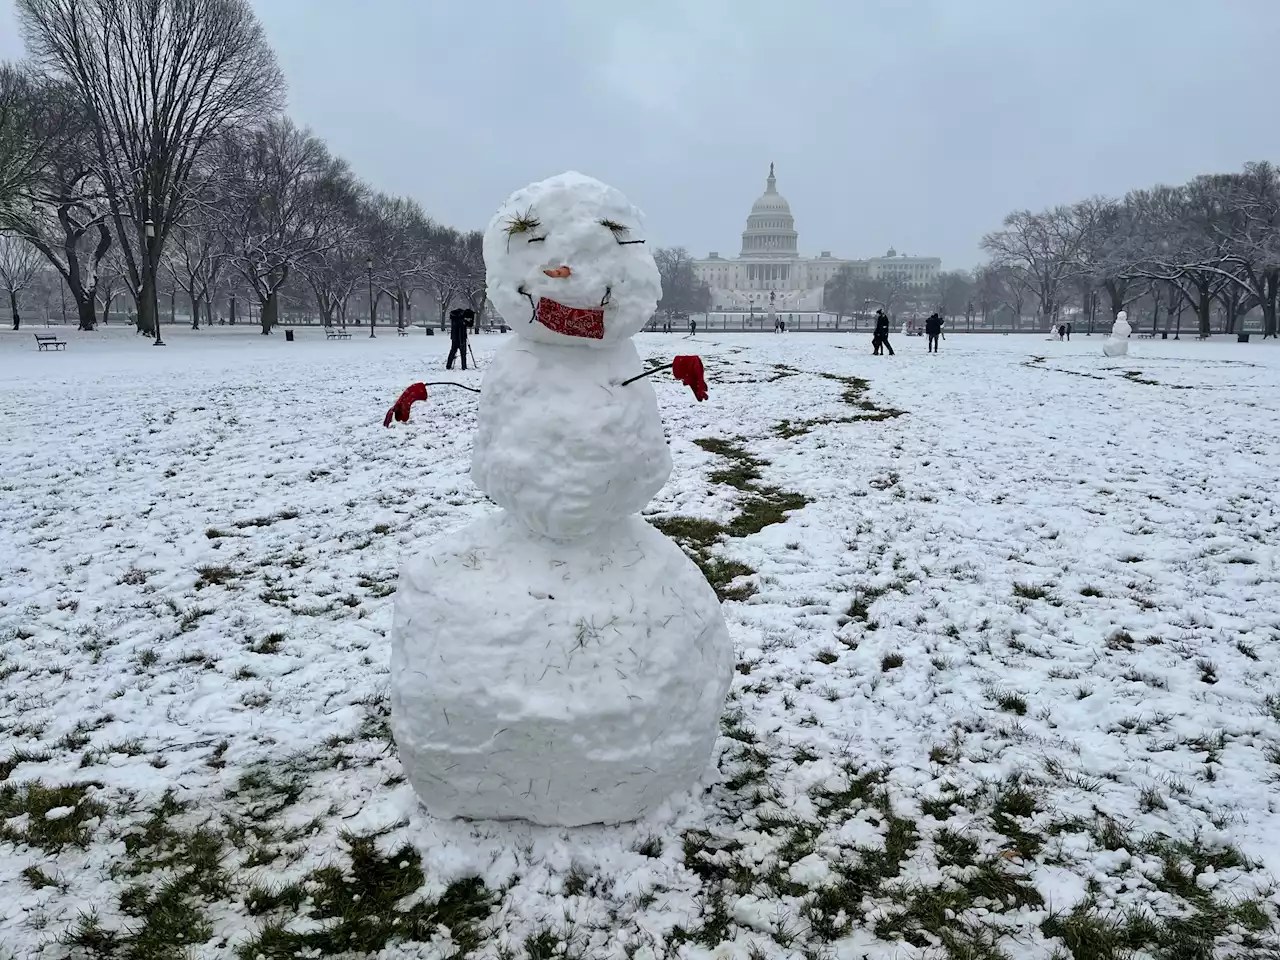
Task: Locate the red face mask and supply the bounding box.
[535,298,605,339]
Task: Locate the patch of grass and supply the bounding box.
[178,606,212,633]
[118,567,151,586]
[21,864,63,890]
[994,691,1028,715]
[249,631,286,655]
[881,652,905,671]
[990,777,1043,859]
[1012,582,1049,600]
[728,487,809,537]
[238,830,494,959]
[0,781,105,851]
[563,863,592,896]
[1122,369,1159,386]
[1266,694,1280,723]
[648,514,727,552]
[774,373,907,437]
[194,564,237,588]
[1106,629,1136,651]
[232,509,299,529]
[1079,584,1104,597]
[815,649,839,665]
[634,834,663,858]
[0,748,53,782]
[358,574,397,598]
[803,806,919,939]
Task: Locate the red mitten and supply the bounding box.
[384,382,428,427]
[672,355,708,402]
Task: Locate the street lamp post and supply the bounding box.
[146,219,163,346]
[367,258,375,338]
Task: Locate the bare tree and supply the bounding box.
[0,233,43,329]
[933,270,973,322]
[1215,162,1280,338]
[822,266,857,328]
[865,271,911,318]
[451,230,488,321]
[1127,181,1232,339]
[1,72,114,330]
[0,64,71,222]
[654,246,709,320]
[17,0,284,339]
[217,120,356,334]
[982,206,1087,331]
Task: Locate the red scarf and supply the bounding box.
[384,382,428,427]
[672,355,708,402]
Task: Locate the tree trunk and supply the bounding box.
[137,260,159,339]
[229,295,237,325]
[1193,285,1211,339]
[8,289,18,330]
[1262,270,1279,339]
[260,290,278,334]
[190,289,201,329]
[1262,298,1278,340]
[1104,278,1127,319]
[72,296,95,331]
[396,291,406,330]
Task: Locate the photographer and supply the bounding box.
[447,307,474,370]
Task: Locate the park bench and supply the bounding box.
[397,326,408,336]
[34,333,66,351]
[325,328,351,340]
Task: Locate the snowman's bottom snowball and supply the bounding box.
[1103,339,1129,357]
[390,512,735,827]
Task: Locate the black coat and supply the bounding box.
[925,315,943,336]
[450,316,471,343]
[874,316,890,338]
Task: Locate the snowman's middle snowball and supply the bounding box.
[470,338,671,539]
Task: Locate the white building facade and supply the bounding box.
[693,165,941,311]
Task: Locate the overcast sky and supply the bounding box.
[5,0,1280,268]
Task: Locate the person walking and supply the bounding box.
[873,309,894,356]
[926,312,943,353]
[689,315,697,336]
[1065,322,1073,341]
[446,307,473,369]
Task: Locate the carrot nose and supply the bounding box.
[543,265,572,279]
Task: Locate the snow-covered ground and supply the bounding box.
[2,324,1279,959]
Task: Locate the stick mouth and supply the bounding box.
[534,297,606,339]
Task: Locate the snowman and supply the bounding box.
[389,172,735,827]
[1103,310,1131,357]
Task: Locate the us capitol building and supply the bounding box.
[693,164,941,312]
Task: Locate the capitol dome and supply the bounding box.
[740,163,798,258]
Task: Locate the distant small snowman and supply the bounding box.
[390,172,734,827]
[1103,310,1131,357]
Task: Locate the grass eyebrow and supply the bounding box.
[504,208,541,235]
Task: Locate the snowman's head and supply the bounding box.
[1116,310,1128,324]
[483,172,662,347]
